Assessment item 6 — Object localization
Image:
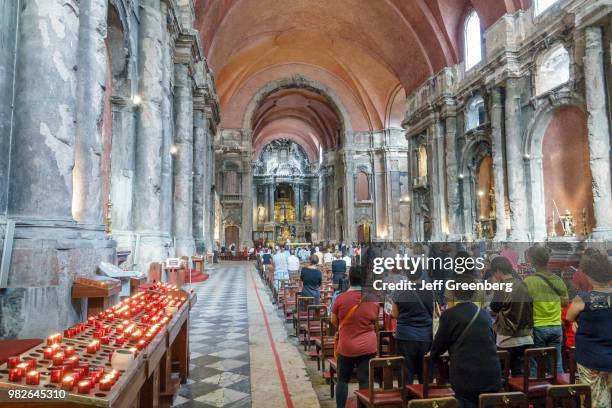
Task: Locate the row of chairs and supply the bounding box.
[256,261,591,407]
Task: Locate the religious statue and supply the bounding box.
[489,188,496,219]
[304,202,312,221]
[560,209,575,237]
[257,205,266,223]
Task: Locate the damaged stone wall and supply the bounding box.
[403,0,612,243]
[0,0,220,339]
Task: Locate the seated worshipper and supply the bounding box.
[272,247,289,290]
[287,249,301,281]
[566,252,612,408]
[300,255,323,304]
[490,256,534,376]
[331,266,380,408]
[324,248,334,264]
[392,266,434,384]
[331,252,347,294]
[430,273,502,408]
[314,247,324,265]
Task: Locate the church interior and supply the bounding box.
[0,0,611,407]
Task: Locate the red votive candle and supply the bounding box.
[103,324,111,335]
[88,316,96,326]
[115,334,125,345]
[67,355,79,368]
[7,356,20,369]
[43,347,54,359]
[26,370,40,385]
[64,346,76,357]
[99,378,112,391]
[25,358,37,369]
[141,315,150,324]
[64,328,74,338]
[50,368,64,383]
[116,324,124,333]
[9,368,23,382]
[100,336,110,345]
[136,339,146,350]
[77,380,91,394]
[62,375,75,390]
[52,353,64,365]
[93,328,105,339]
[86,340,99,354]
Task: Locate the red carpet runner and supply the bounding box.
[186,269,209,283]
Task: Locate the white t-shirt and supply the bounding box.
[287,255,300,271]
[273,251,289,272]
[343,256,352,267]
[323,252,334,264]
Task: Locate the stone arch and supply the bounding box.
[524,97,590,240]
[242,75,353,136]
[458,137,492,237]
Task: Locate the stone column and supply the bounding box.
[268,183,275,223]
[490,87,507,240]
[172,63,195,256]
[133,0,169,266]
[343,150,355,243]
[73,0,107,226]
[504,78,529,241]
[241,155,253,246]
[444,113,461,240]
[428,121,446,241]
[4,0,113,338]
[0,0,19,215]
[193,107,206,252]
[584,27,612,239]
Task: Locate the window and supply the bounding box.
[465,96,486,130]
[356,172,369,201]
[464,11,482,70]
[535,44,570,95]
[535,0,559,16]
[224,171,239,194]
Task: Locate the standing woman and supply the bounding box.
[300,255,323,304]
[566,252,612,408]
[331,266,380,408]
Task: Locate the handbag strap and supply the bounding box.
[339,301,361,330]
[456,305,481,347]
[533,273,563,297]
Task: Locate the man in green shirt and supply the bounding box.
[524,245,568,374]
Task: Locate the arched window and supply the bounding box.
[224,171,239,194]
[356,172,370,201]
[535,0,559,16]
[464,11,482,70]
[465,96,486,130]
[535,44,570,96]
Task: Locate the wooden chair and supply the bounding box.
[315,316,336,372]
[407,397,459,408]
[377,330,396,357]
[354,356,406,408]
[305,305,327,352]
[293,296,314,338]
[545,384,591,408]
[507,347,557,401]
[556,347,576,385]
[497,350,511,391]
[282,285,299,322]
[406,355,454,400]
[277,279,290,304]
[478,392,529,407]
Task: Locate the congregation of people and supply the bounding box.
[256,242,612,408]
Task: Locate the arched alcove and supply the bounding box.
[542,106,594,236]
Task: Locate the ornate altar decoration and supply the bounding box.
[475,188,497,239]
[252,139,317,243]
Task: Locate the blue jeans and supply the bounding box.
[532,325,563,374]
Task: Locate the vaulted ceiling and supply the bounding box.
[196,0,530,153]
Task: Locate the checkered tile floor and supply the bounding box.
[173,263,251,408]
